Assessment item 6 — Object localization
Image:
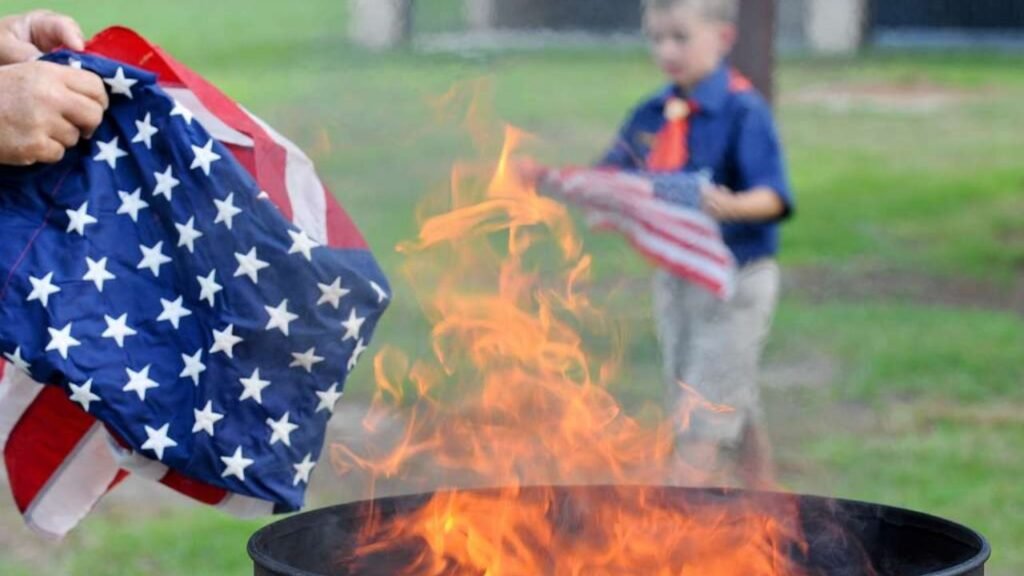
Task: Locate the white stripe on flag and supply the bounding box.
[586,209,734,297]
[244,108,330,245]
[218,492,275,518]
[23,424,121,538]
[559,188,732,263]
[112,445,169,482]
[632,199,734,261]
[0,366,44,450]
[164,88,255,148]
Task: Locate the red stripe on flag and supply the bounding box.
[324,186,370,249]
[0,27,381,534]
[562,192,731,266]
[87,27,371,252]
[625,212,731,267]
[22,424,122,537]
[557,171,725,245]
[551,177,731,267]
[81,26,180,83]
[4,387,96,512]
[543,168,735,298]
[630,203,732,263]
[85,27,294,222]
[641,245,729,297]
[586,211,731,298]
[160,470,228,505]
[592,185,722,241]
[110,468,130,489]
[225,143,258,185]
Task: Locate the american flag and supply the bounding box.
[0,28,389,537]
[540,168,735,298]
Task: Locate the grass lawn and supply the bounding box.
[1,1,1022,574]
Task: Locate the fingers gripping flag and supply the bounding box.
[0,28,390,537]
[540,168,735,299]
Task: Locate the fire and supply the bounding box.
[330,96,809,575]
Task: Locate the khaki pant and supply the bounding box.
[653,259,780,448]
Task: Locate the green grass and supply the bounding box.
[0,563,34,576]
[0,509,263,576]
[0,1,1022,575]
[797,419,1024,573]
[768,302,1024,402]
[63,512,262,576]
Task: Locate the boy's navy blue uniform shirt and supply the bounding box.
[600,64,794,266]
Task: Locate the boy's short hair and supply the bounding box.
[643,0,740,24]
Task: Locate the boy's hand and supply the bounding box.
[0,61,109,166]
[701,185,740,221]
[0,10,85,65]
[702,186,788,222]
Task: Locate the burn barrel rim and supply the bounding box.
[248,485,991,576]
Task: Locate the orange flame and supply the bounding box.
[330,95,809,575]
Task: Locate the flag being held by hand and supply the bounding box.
[539,167,735,299]
[0,28,389,537]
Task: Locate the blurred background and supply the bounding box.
[0,0,1022,574]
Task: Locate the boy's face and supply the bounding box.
[644,4,736,90]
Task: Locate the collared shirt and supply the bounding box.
[599,64,794,266]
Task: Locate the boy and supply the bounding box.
[601,0,794,487]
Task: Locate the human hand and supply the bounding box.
[0,61,109,165]
[701,185,740,221]
[0,10,85,65]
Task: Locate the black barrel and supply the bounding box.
[249,486,989,576]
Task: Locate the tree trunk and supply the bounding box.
[733,0,779,104]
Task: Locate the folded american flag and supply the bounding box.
[0,28,389,537]
[540,168,734,298]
